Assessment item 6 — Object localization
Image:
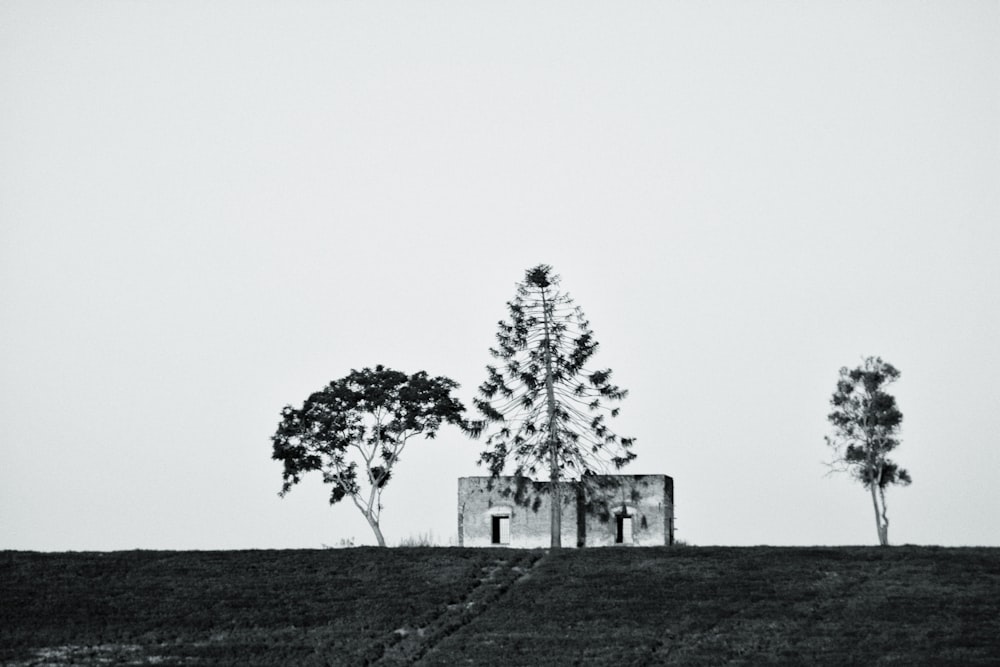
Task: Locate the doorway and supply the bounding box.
[491,515,510,544]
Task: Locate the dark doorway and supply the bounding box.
[491,515,510,544]
[616,514,633,544]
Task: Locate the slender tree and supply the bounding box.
[473,264,636,548]
[272,365,466,547]
[825,356,911,546]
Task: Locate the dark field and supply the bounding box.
[2,546,998,665]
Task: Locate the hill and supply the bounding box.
[2,546,998,665]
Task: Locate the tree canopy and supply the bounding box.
[272,365,467,546]
[473,264,636,547]
[825,356,911,546]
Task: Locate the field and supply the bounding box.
[2,546,998,665]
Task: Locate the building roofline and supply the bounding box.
[458,473,671,481]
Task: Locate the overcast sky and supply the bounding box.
[2,1,997,550]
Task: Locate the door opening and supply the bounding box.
[491,515,510,544]
[616,514,633,544]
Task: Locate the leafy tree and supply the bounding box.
[825,356,911,546]
[473,264,636,548]
[272,365,467,547]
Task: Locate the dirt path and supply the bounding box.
[371,551,546,666]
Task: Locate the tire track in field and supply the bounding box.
[371,551,546,667]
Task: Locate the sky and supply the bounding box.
[1,1,998,550]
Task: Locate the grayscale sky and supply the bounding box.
[2,1,998,550]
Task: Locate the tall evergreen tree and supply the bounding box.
[825,356,911,546]
[473,265,636,548]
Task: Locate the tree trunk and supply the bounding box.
[364,512,387,547]
[878,485,890,546]
[869,483,888,547]
[541,288,561,549]
[549,445,561,548]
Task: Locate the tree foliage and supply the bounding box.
[473,264,636,547]
[825,356,911,546]
[272,365,467,547]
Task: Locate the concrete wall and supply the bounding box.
[577,474,674,547]
[457,474,674,548]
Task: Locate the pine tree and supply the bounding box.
[473,265,636,547]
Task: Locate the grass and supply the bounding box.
[2,547,998,665]
[425,546,1000,665]
[397,532,438,547]
[0,548,524,666]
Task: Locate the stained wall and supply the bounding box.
[457,474,674,547]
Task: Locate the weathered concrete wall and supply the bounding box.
[578,474,674,547]
[458,475,673,547]
[457,477,577,548]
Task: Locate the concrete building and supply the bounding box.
[457,474,674,547]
